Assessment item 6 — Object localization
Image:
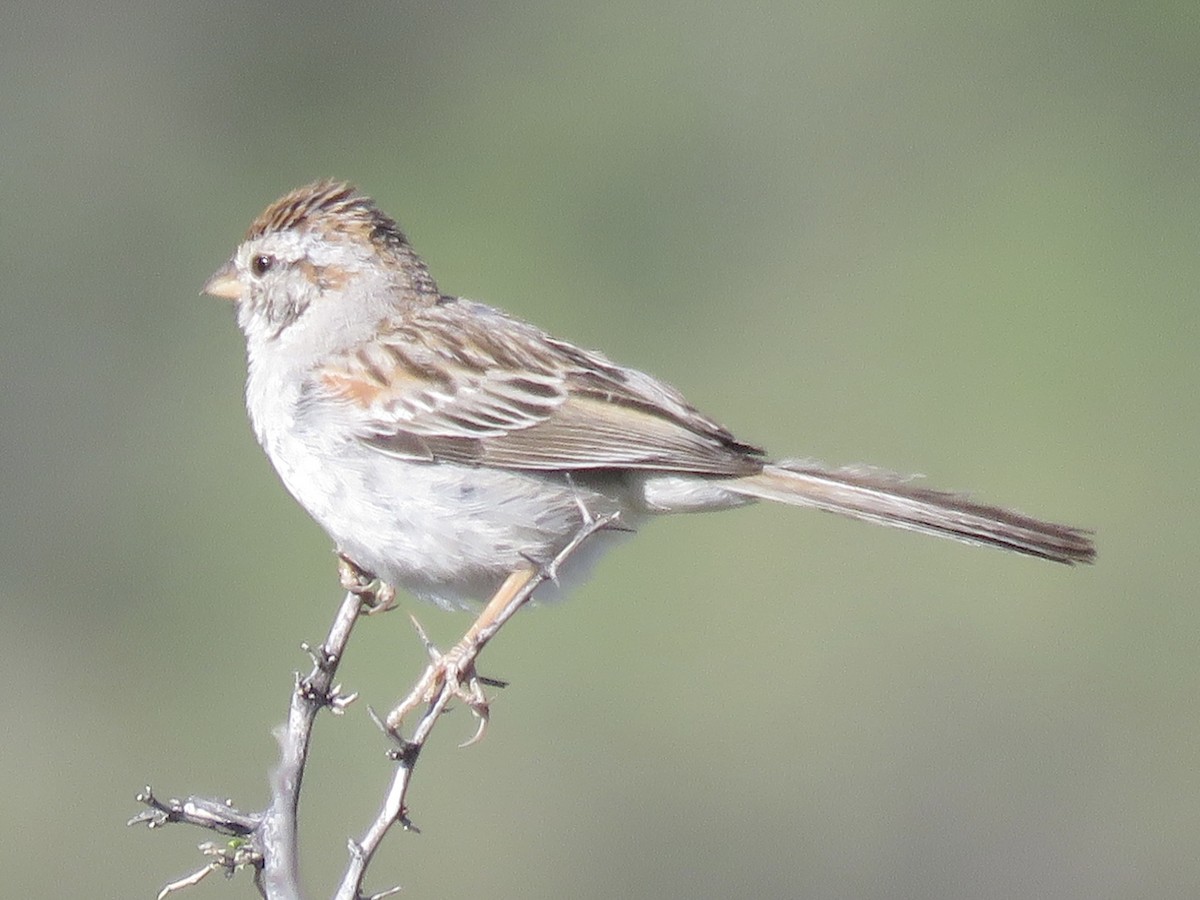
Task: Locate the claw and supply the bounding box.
[384,636,493,742]
[337,554,397,614]
[387,564,543,743]
[459,708,489,748]
[442,648,491,745]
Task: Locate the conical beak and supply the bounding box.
[202,260,243,301]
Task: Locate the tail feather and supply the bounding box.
[731,460,1095,565]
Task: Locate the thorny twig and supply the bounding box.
[334,511,621,900]
[131,513,620,900]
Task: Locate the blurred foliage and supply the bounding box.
[1,2,1197,898]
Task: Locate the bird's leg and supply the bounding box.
[385,565,537,744]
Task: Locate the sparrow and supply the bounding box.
[203,180,1094,615]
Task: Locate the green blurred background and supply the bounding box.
[2,2,1196,897]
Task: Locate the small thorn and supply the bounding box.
[368,884,405,900]
[407,614,439,658]
[598,511,633,534]
[301,640,337,671]
[399,810,421,834]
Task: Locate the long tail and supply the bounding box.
[730,460,1095,565]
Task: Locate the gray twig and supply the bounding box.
[132,588,366,900]
[132,513,616,899]
[334,512,621,900]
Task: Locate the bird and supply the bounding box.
[203,180,1093,722]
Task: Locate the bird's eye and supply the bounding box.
[251,254,276,277]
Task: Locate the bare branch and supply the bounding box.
[130,787,261,835]
[133,513,618,899]
[133,586,368,899]
[333,511,621,900]
[154,840,263,900]
[257,586,367,898]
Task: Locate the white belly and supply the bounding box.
[250,373,635,609]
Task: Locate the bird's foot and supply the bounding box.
[386,617,492,747]
[337,553,397,615]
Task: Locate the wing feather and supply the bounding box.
[315,299,763,475]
